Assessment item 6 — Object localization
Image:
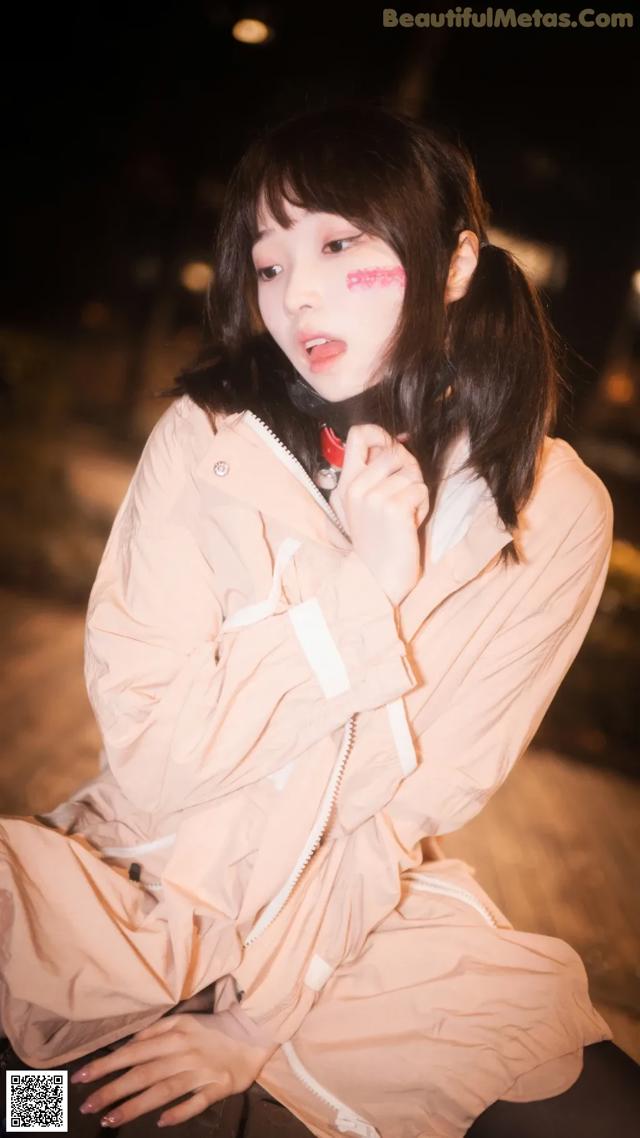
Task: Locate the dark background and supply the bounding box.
[5,1,639,408]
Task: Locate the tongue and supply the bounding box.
[310,339,347,361]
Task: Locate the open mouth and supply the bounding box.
[304,337,347,362]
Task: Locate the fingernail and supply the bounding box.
[101,1113,121,1127]
[79,1101,96,1114]
[71,1068,90,1083]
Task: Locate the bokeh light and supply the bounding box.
[179,262,214,292]
[231,18,272,44]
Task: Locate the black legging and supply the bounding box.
[466,1042,640,1137]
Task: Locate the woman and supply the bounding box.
[1,104,637,1136]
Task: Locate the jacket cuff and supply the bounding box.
[214,1003,279,1054]
[288,551,417,708]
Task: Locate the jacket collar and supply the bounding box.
[196,409,513,632]
[196,410,353,549]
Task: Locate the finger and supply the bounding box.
[367,443,414,470]
[364,473,427,515]
[372,430,412,455]
[347,445,419,500]
[134,1015,181,1041]
[79,1056,187,1114]
[341,424,396,482]
[390,481,430,518]
[346,423,396,449]
[368,425,411,460]
[349,459,424,504]
[96,1072,197,1129]
[361,443,408,482]
[416,495,430,526]
[368,444,421,477]
[72,1034,177,1084]
[158,1087,223,1128]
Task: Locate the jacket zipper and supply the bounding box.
[402,871,498,927]
[237,415,378,1137]
[281,1040,381,1138]
[242,716,356,948]
[238,411,357,945]
[277,873,496,1138]
[242,411,351,541]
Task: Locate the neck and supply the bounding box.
[285,371,386,440]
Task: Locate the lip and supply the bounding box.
[296,328,341,348]
[309,349,346,374]
[296,329,348,375]
[307,343,348,375]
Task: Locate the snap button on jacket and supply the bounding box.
[0,395,614,1137]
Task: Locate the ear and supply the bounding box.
[445,229,480,304]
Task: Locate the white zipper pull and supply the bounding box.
[283,1041,380,1138]
[334,1110,380,1137]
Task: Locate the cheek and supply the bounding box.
[257,289,281,338]
[345,266,406,292]
[344,267,405,347]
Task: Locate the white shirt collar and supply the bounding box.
[427,430,493,564]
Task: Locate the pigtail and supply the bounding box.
[446,241,566,536]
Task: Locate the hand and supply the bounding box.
[71,1011,277,1129]
[329,424,429,606]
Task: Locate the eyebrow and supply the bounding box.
[250,213,309,251]
[252,213,357,250]
[252,228,274,248]
[252,214,303,249]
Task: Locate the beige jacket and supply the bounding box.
[0,394,613,1137]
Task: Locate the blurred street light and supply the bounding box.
[180,262,214,292]
[232,17,273,44]
[603,371,635,406]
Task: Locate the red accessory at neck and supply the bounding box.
[319,424,345,468]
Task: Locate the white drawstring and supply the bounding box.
[220,537,302,631]
[100,833,177,858]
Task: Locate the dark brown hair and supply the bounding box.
[165,103,565,564]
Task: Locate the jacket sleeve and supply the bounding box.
[228,469,614,1045]
[385,470,613,846]
[84,402,417,813]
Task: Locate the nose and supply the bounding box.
[282,259,322,316]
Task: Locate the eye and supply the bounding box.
[255,264,282,283]
[253,232,362,281]
[323,234,362,254]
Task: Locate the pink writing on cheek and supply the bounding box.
[346,266,406,291]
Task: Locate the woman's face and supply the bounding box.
[251,202,406,401]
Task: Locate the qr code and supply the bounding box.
[5,1071,68,1132]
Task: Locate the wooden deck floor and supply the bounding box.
[1,588,638,1063]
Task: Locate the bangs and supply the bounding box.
[241,106,413,250]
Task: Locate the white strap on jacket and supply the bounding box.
[220,537,302,631]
